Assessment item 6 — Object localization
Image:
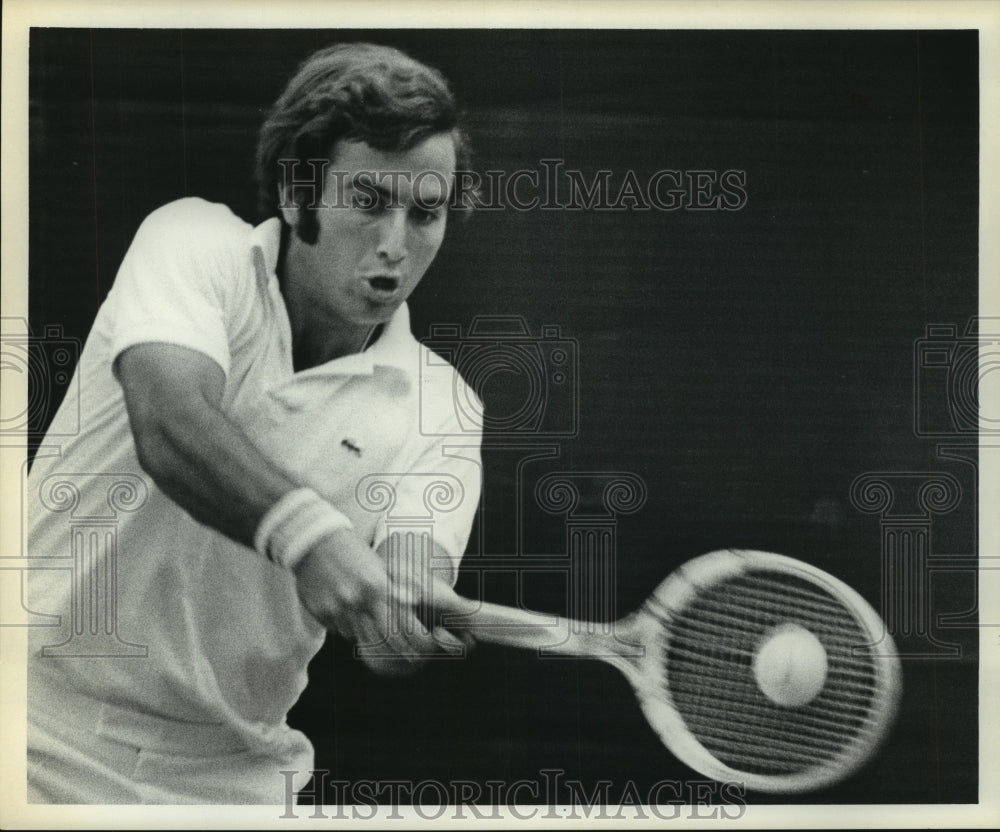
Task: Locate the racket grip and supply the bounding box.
[432,580,605,657]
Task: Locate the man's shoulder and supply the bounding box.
[413,341,483,431]
[414,341,462,386]
[136,197,253,248]
[141,196,250,228]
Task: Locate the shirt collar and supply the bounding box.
[249,216,418,380]
[249,216,283,292]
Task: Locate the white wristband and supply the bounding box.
[254,488,354,571]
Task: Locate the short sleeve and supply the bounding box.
[104,198,249,376]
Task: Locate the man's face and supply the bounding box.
[283,133,456,330]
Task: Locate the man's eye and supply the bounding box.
[357,192,387,212]
[411,207,443,225]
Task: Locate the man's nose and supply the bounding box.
[376,211,408,264]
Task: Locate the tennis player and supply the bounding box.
[26,43,482,804]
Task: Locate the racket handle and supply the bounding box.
[432,580,612,658]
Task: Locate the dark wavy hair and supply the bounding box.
[255,42,473,244]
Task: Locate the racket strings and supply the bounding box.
[665,675,870,729]
[656,581,868,641]
[655,570,882,777]
[660,602,880,684]
[665,670,871,752]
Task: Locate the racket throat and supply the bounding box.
[443,598,637,661]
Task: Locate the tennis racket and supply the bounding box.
[436,548,901,794]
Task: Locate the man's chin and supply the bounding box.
[358,297,404,323]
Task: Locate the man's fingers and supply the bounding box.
[427,579,476,615]
[352,616,386,655]
[432,625,473,654]
[315,557,465,669]
[353,600,436,657]
[395,606,438,655]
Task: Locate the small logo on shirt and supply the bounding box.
[341,438,362,457]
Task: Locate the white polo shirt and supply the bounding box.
[27,198,482,767]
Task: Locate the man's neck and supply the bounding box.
[289,320,376,372]
[277,224,379,371]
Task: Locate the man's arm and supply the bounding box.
[117,343,291,544]
[115,341,441,660]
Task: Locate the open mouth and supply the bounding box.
[367,276,400,294]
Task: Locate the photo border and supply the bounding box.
[2,0,997,828]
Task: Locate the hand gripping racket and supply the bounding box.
[437,549,901,794]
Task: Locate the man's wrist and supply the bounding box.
[255,487,354,571]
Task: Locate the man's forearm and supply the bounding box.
[129,392,299,546]
[117,342,304,547]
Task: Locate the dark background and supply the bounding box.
[28,29,979,804]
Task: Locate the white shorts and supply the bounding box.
[27,675,314,804]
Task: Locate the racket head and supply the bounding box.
[628,549,901,794]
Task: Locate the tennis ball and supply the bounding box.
[752,623,828,707]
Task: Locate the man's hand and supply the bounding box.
[297,531,473,677]
[293,528,453,676]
